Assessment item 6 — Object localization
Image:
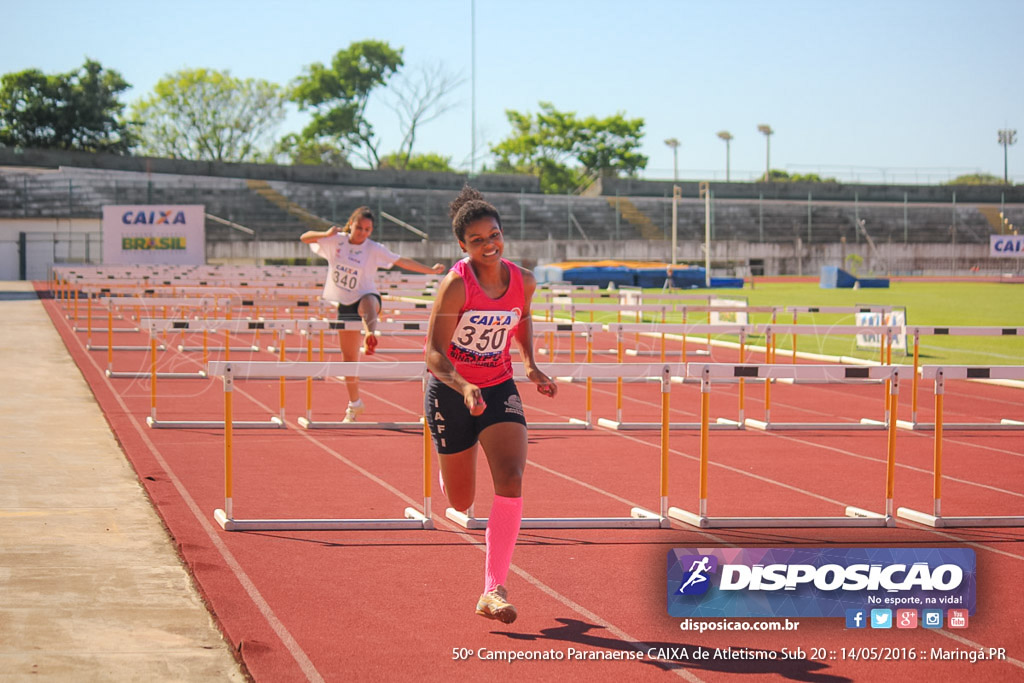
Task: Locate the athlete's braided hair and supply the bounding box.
[449,185,502,242]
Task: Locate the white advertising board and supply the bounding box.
[102,205,205,265]
[990,234,1024,257]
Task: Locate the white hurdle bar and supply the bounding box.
[669,363,900,528]
[446,362,678,530]
[897,365,1024,527]
[898,327,1024,431]
[269,309,433,355]
[598,322,751,430]
[784,305,893,364]
[205,361,432,531]
[142,319,289,429]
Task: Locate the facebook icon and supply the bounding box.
[846,609,867,629]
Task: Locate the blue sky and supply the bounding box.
[3,0,1022,183]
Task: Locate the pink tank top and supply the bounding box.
[445,257,524,387]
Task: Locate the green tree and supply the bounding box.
[379,151,454,172]
[0,58,134,153]
[132,68,287,162]
[491,102,647,194]
[291,41,404,169]
[759,169,838,183]
[945,173,1004,186]
[270,133,352,167]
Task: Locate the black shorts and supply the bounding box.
[424,376,527,454]
[336,293,382,321]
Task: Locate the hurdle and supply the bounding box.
[897,365,1024,527]
[897,327,1024,431]
[93,296,228,373]
[669,363,899,528]
[445,362,677,530]
[206,361,432,531]
[141,319,288,429]
[104,308,221,380]
[528,321,601,429]
[290,325,426,429]
[741,325,894,431]
[268,301,434,355]
[597,322,751,430]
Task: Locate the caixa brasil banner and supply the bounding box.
[668,548,975,618]
[990,234,1024,257]
[102,205,205,265]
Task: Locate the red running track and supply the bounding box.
[41,289,1024,682]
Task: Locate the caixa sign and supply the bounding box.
[990,234,1024,257]
[102,204,205,265]
[667,548,975,618]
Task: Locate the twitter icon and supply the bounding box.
[870,609,893,629]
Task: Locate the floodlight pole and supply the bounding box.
[998,129,1017,184]
[664,138,680,182]
[470,0,477,175]
[671,185,680,266]
[717,131,733,182]
[700,181,711,287]
[758,124,774,181]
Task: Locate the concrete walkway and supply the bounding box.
[0,282,246,682]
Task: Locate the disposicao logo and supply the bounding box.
[667,548,976,619]
[676,555,718,596]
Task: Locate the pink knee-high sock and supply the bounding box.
[485,495,523,593]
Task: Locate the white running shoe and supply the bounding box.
[343,400,365,423]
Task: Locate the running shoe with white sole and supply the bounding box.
[475,584,517,623]
[343,400,365,423]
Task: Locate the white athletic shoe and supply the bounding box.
[343,400,365,423]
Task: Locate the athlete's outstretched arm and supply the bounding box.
[393,256,447,275]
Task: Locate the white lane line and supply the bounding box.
[64,313,325,683]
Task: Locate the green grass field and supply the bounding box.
[550,280,1024,366]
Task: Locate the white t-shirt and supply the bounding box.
[309,233,401,305]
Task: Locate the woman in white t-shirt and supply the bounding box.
[301,206,445,422]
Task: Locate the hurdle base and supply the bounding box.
[178,345,260,353]
[297,417,423,430]
[530,419,592,430]
[669,506,893,528]
[624,349,711,358]
[214,508,432,531]
[744,418,887,431]
[597,417,742,431]
[896,507,1024,528]
[87,344,166,352]
[895,420,1024,431]
[270,347,342,354]
[76,326,141,333]
[445,506,669,529]
[148,416,284,430]
[107,370,207,379]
